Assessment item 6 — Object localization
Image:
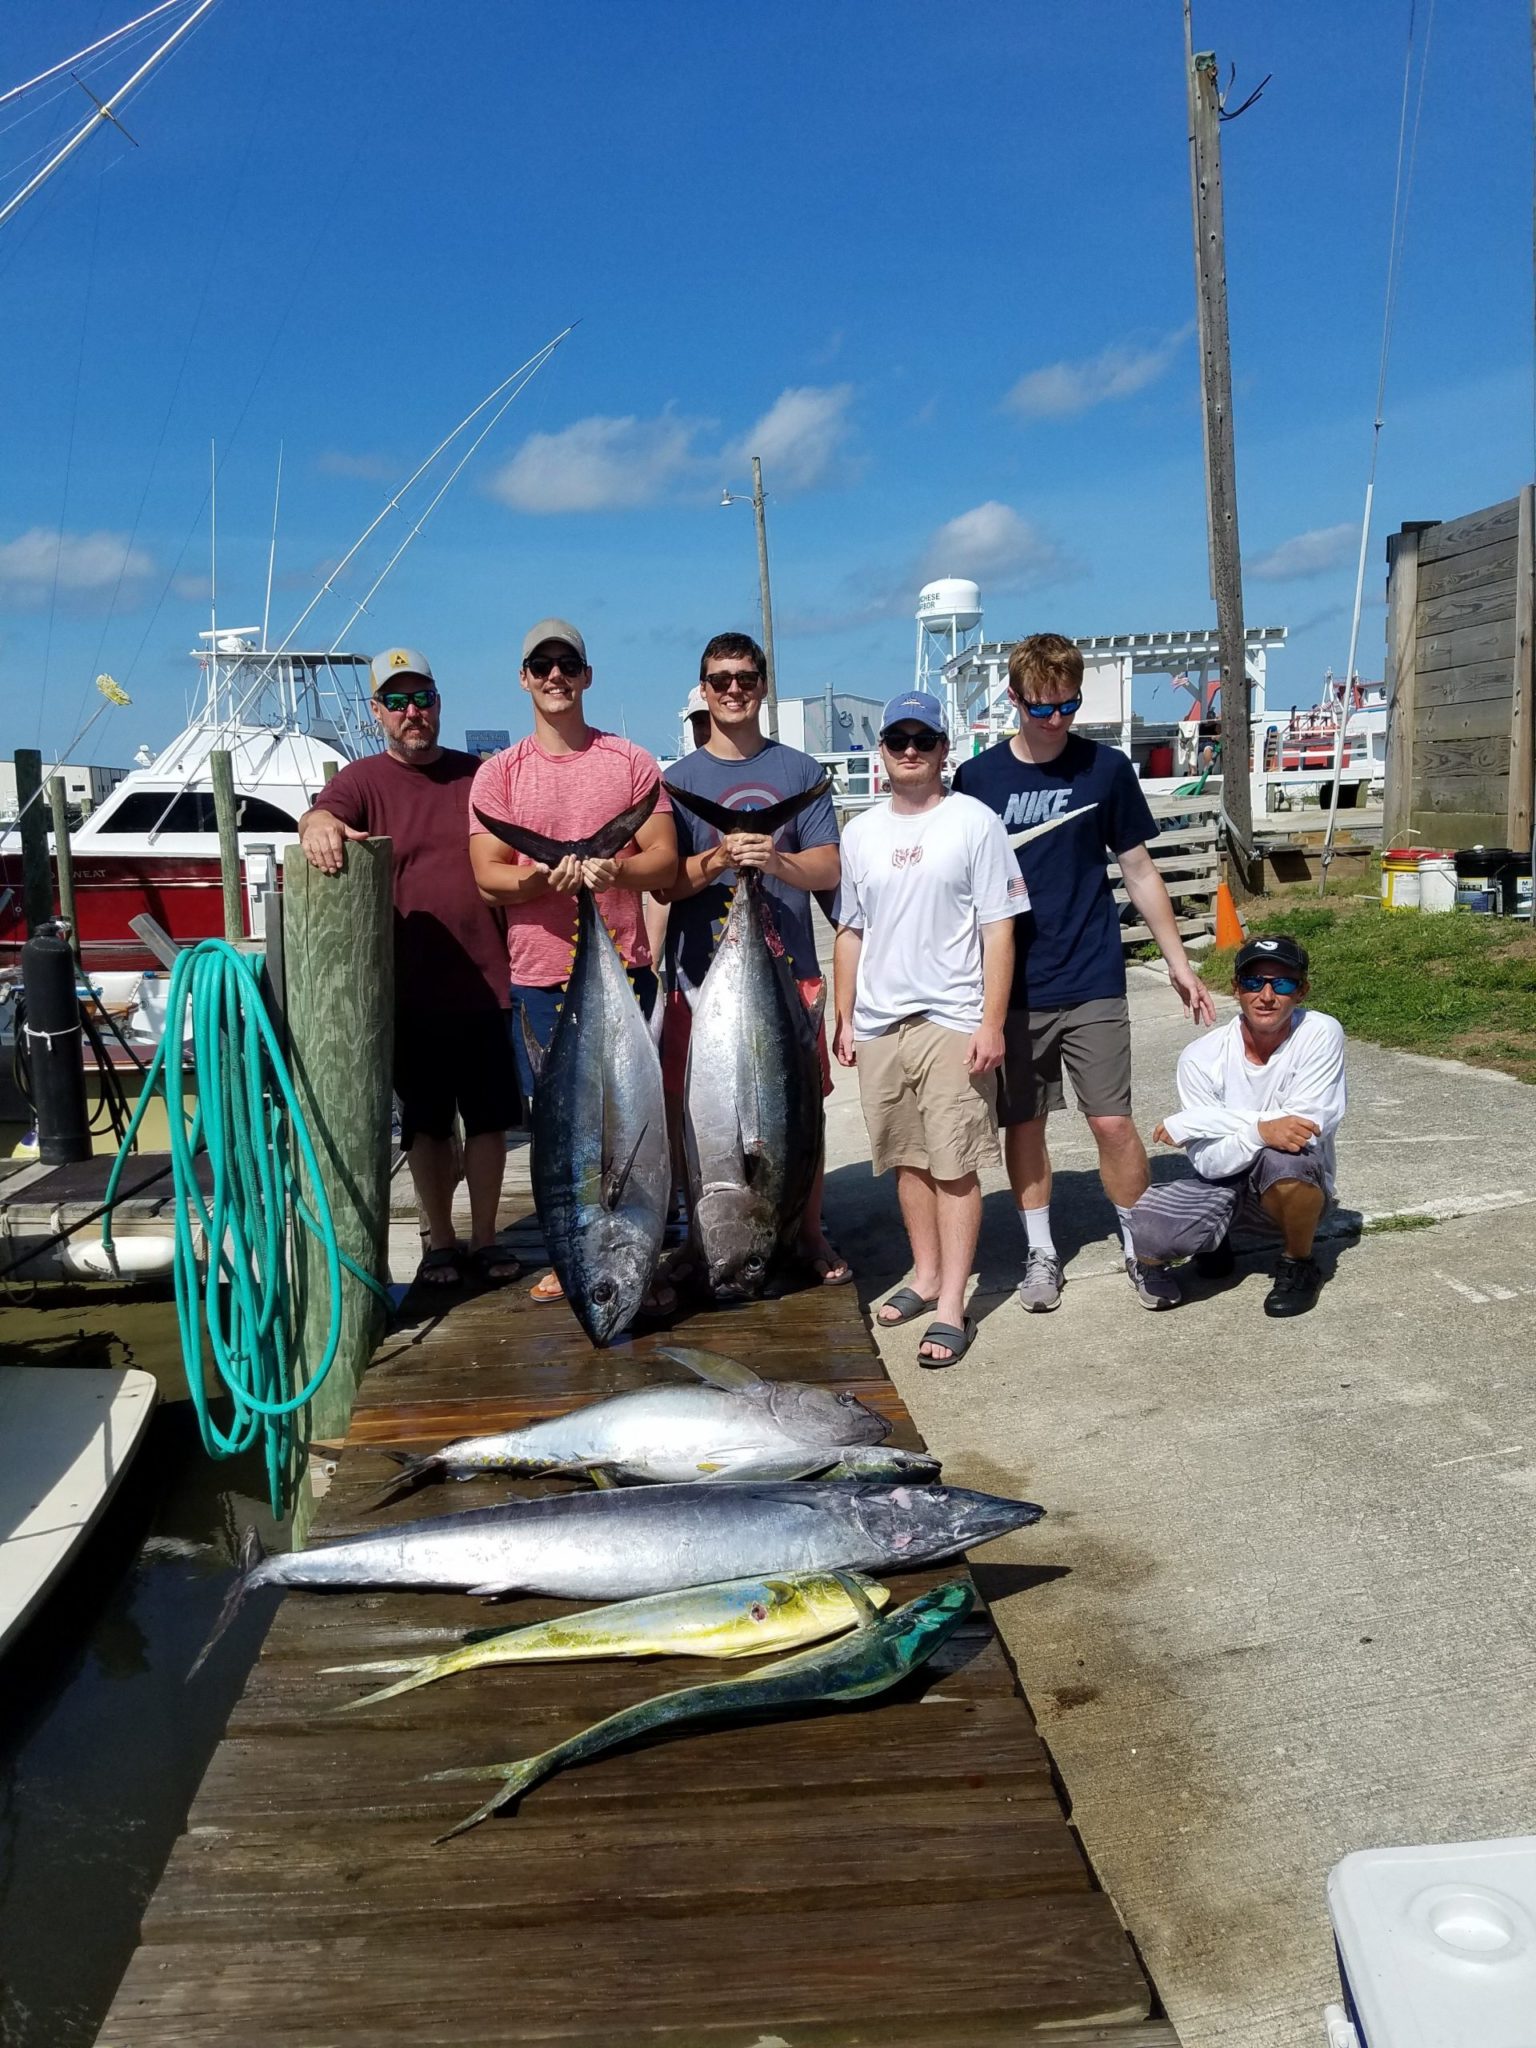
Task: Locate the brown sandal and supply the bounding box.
[529,1269,564,1303]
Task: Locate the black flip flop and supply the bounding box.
[917,1315,978,1369]
[876,1286,940,1327]
[414,1244,466,1290]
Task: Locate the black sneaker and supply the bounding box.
[1263,1254,1322,1318]
[1195,1235,1236,1279]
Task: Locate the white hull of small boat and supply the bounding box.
[0,1364,158,1655]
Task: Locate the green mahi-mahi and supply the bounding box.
[429,1575,974,1840]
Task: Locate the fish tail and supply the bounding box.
[663,772,830,839]
[473,780,660,868]
[187,1526,266,1680]
[328,1657,449,1712]
[363,1451,442,1511]
[428,1754,548,1842]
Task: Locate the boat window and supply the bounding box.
[95,792,298,833]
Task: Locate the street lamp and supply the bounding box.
[720,454,779,739]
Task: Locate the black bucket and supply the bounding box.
[1454,845,1517,915]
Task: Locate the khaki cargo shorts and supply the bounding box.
[855,1015,1000,1180]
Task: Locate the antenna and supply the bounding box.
[261,442,283,652]
[209,439,218,718]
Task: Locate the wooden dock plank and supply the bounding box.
[98,1224,1168,2044]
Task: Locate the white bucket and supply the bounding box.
[1418,853,1456,914]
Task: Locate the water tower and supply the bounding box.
[914,578,982,737]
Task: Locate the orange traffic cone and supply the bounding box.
[1214,879,1246,951]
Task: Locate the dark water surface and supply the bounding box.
[0,1289,277,2047]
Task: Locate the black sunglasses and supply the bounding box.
[882,728,944,753]
[374,687,438,712]
[703,668,762,692]
[1236,973,1302,995]
[525,653,586,679]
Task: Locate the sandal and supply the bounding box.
[529,1269,565,1304]
[414,1244,466,1290]
[635,1278,679,1320]
[917,1315,978,1369]
[804,1239,854,1287]
[876,1286,939,1326]
[467,1238,524,1287]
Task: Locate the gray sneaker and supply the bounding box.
[1126,1256,1181,1310]
[1016,1247,1064,1312]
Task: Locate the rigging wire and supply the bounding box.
[0,1,195,114]
[1320,0,1437,891]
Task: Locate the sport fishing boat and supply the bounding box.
[0,629,380,989]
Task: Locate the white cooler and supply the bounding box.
[1326,1837,1536,2046]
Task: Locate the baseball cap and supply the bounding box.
[879,690,946,737]
[521,618,587,664]
[370,647,434,692]
[685,686,709,717]
[1234,933,1309,978]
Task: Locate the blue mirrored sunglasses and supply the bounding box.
[1022,695,1082,720]
[1237,973,1301,995]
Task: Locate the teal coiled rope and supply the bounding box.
[103,938,390,1517]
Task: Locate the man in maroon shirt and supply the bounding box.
[299,647,522,1288]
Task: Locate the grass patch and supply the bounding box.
[1361,1211,1438,1234]
[1202,897,1536,1084]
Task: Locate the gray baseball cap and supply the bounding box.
[370,647,434,692]
[521,618,587,663]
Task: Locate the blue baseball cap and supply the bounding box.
[880,690,946,737]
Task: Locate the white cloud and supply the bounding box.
[919,501,1070,590]
[1004,326,1192,419]
[726,384,854,492]
[1246,522,1359,581]
[486,409,705,514]
[0,528,154,603]
[317,449,398,483]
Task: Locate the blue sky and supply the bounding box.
[1,0,1531,766]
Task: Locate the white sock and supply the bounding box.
[1019,1206,1056,1259]
[1115,1204,1138,1262]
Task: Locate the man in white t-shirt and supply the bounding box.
[834,691,1026,1367]
[1129,933,1347,1318]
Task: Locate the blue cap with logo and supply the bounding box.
[880,690,946,737]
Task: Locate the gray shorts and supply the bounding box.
[1129,1145,1331,1262]
[997,997,1133,1125]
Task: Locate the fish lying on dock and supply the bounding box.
[473,783,669,1348]
[367,1344,890,1505]
[192,1479,1041,1672]
[323,1570,893,1710]
[663,775,831,1298]
[429,1574,975,1839]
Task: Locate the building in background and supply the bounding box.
[0,761,125,824]
[464,728,511,760]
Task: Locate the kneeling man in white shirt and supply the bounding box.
[1129,933,1346,1319]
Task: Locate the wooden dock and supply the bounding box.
[98,1223,1174,2046]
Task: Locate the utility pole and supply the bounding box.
[723,458,779,738]
[1184,7,1255,891]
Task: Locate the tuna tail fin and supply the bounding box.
[187,1527,267,1680]
[518,1006,548,1084]
[473,779,661,868]
[663,772,832,839]
[428,1754,548,1841]
[363,1451,442,1511]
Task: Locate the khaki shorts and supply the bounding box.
[998,996,1133,1124]
[855,1015,1000,1180]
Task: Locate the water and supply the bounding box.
[0,1288,279,2047]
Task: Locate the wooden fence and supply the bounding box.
[1382,491,1536,851]
[1114,790,1219,946]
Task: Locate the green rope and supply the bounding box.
[101,939,390,1518]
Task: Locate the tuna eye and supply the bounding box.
[590,1279,616,1305]
[743,1255,764,1275]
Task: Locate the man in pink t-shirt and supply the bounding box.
[469,617,678,1305]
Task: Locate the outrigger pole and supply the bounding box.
[0,0,222,233]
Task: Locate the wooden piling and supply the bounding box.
[47,776,76,953]
[282,835,394,1452]
[14,749,52,934]
[209,748,244,942]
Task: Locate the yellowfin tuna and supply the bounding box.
[324,1570,892,1711]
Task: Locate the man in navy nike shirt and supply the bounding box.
[952,632,1216,1313]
